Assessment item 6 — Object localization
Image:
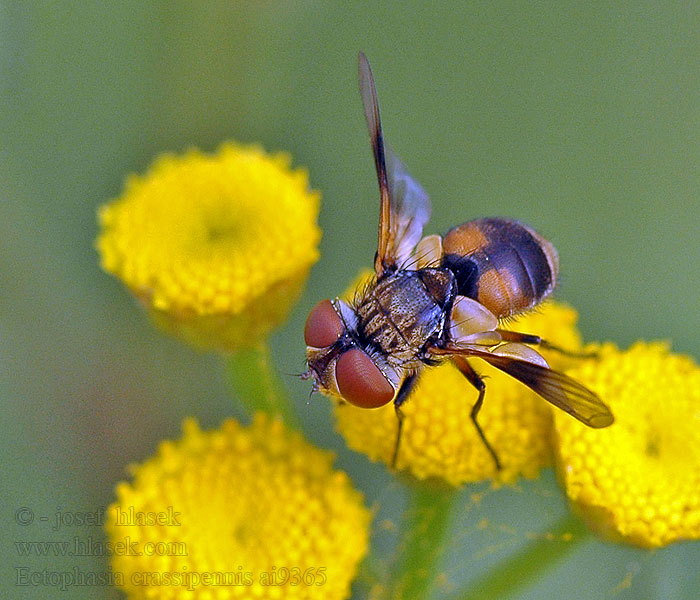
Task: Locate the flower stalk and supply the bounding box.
[452,513,589,600]
[227,342,300,430]
[386,482,458,599]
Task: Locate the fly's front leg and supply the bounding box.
[391,372,419,470]
[452,356,502,470]
[496,329,597,359]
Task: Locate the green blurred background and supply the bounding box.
[2,2,699,598]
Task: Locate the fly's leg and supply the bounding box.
[452,356,502,470]
[496,329,597,359]
[391,373,419,469]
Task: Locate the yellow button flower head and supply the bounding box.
[333,270,585,484]
[554,341,700,548]
[106,415,370,599]
[97,143,321,351]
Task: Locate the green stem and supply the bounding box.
[452,513,590,600]
[227,343,300,429]
[387,482,458,600]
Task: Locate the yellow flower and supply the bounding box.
[555,342,700,548]
[97,143,321,351]
[333,270,585,484]
[106,415,370,599]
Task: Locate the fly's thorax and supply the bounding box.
[441,218,559,318]
[354,268,456,363]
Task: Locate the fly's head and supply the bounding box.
[303,298,398,408]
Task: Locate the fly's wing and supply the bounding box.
[385,148,431,268]
[358,52,431,276]
[442,345,614,428]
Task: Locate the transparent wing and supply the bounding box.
[439,345,614,428]
[358,52,431,275]
[385,147,431,267]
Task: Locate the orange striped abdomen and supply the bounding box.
[441,218,559,318]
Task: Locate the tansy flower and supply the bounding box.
[332,270,585,485]
[106,415,370,599]
[554,341,700,548]
[97,143,321,352]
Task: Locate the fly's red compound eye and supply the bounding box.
[335,348,395,408]
[304,299,344,348]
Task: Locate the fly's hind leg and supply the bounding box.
[452,356,502,470]
[496,329,597,359]
[391,373,419,470]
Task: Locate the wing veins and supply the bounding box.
[442,345,614,428]
[358,51,391,274]
[358,52,431,275]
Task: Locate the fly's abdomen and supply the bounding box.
[441,218,559,318]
